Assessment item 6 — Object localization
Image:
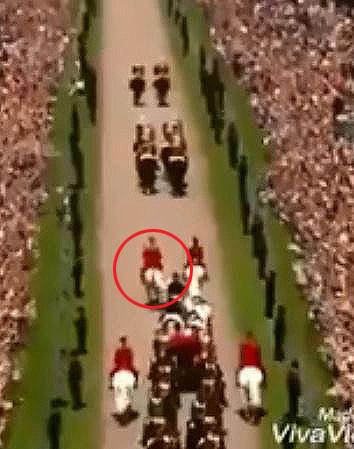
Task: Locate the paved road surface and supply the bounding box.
[99,0,260,447]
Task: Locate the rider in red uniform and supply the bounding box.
[239,332,262,369]
[238,331,265,382]
[110,336,138,387]
[187,236,205,267]
[141,236,163,279]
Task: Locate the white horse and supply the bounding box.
[112,370,135,417]
[183,265,208,301]
[143,268,167,303]
[186,298,212,329]
[238,366,264,423]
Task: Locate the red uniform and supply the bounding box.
[111,347,135,375]
[239,340,262,369]
[188,245,204,266]
[142,247,163,270]
[169,334,201,366]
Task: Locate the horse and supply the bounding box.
[167,154,188,196]
[136,149,159,195]
[194,301,212,327]
[186,308,211,330]
[112,370,135,421]
[183,264,208,303]
[143,268,167,304]
[237,366,265,425]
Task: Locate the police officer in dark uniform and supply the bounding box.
[265,270,276,318]
[274,305,286,361]
[129,65,146,106]
[286,360,302,420]
[74,306,87,354]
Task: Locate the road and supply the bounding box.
[99,0,259,447]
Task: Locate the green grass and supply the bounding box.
[5,3,101,449]
[159,1,339,448]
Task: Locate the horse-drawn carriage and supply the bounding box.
[110,240,266,445]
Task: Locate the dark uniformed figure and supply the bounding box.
[74,307,87,354]
[274,305,286,362]
[86,62,97,124]
[174,0,181,24]
[210,59,225,114]
[257,234,267,279]
[85,0,97,16]
[180,16,189,57]
[68,354,85,410]
[69,190,83,259]
[71,104,80,141]
[72,258,84,298]
[251,212,267,279]
[227,122,239,169]
[286,360,302,419]
[207,59,225,144]
[47,402,62,449]
[129,65,146,107]
[265,270,276,318]
[251,213,264,259]
[199,45,207,97]
[167,0,174,17]
[240,198,250,235]
[153,64,171,107]
[168,272,184,299]
[69,133,84,189]
[238,155,248,205]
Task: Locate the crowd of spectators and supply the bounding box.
[195,0,354,406]
[0,0,70,443]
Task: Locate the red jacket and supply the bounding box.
[112,347,135,373]
[239,340,262,369]
[142,248,163,270]
[188,245,204,265]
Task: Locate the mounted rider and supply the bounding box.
[110,336,138,387]
[166,128,188,197]
[239,331,263,370]
[188,236,206,268]
[237,331,266,422]
[141,236,163,280]
[133,122,155,153]
[134,124,159,194]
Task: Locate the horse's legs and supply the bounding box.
[146,284,152,302]
[239,385,249,408]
